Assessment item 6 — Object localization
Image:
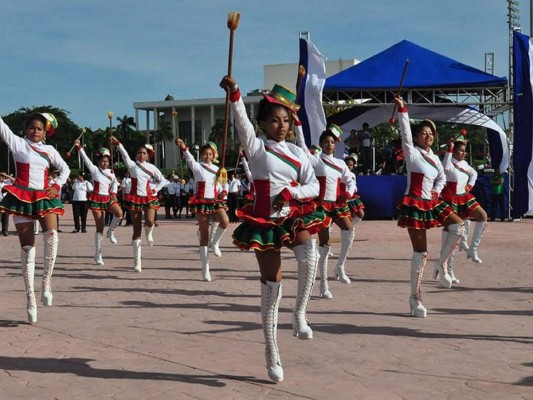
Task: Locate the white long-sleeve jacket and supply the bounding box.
[230,91,319,219]
[398,108,446,200]
[116,143,168,196]
[0,117,70,192]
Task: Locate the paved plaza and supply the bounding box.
[1,208,532,399]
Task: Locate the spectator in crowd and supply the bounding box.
[357,122,373,174]
[227,172,241,222]
[71,172,93,233]
[0,172,15,236]
[343,129,360,157]
[490,168,505,222]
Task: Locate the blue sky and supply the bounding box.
[0,0,528,130]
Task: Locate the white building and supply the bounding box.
[133,59,358,169]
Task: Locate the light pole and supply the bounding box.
[173,111,184,177]
[108,111,114,169]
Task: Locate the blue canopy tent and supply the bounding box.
[325,39,507,90]
[323,40,509,219]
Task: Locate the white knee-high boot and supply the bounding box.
[292,239,318,339]
[467,221,486,263]
[132,239,142,272]
[448,252,459,283]
[434,223,464,288]
[144,225,155,246]
[210,225,226,258]
[409,251,428,318]
[94,232,104,265]
[434,230,460,284]
[199,246,211,281]
[318,245,332,299]
[208,221,219,246]
[459,220,470,251]
[106,216,120,244]
[21,245,37,323]
[42,229,58,306]
[335,229,354,284]
[261,279,283,383]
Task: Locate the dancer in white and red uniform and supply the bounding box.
[295,124,355,299]
[221,76,329,383]
[0,112,70,323]
[175,139,229,281]
[111,136,168,272]
[394,97,464,318]
[74,139,123,265]
[437,135,488,283]
[344,153,365,224]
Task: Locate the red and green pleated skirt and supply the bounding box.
[189,195,227,215]
[319,201,352,222]
[123,193,160,212]
[442,192,480,220]
[0,187,64,219]
[397,195,454,230]
[87,193,119,212]
[347,193,365,215]
[232,202,331,251]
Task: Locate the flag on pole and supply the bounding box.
[296,38,327,147]
[512,31,533,217]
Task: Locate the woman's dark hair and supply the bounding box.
[200,144,214,155]
[319,130,336,144]
[25,113,47,129]
[256,98,291,123]
[453,140,467,149]
[414,120,436,137]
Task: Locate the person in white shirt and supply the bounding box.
[171,176,181,217]
[227,172,241,223]
[0,112,70,323]
[163,176,176,219]
[111,136,168,272]
[437,135,488,283]
[73,141,123,265]
[70,172,93,233]
[394,97,464,318]
[0,173,15,235]
[221,77,328,383]
[176,139,229,281]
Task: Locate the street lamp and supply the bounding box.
[172,111,184,177]
[108,111,114,169]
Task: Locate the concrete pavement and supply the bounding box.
[1,209,533,399]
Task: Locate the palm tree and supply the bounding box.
[154,116,174,168]
[116,115,136,141]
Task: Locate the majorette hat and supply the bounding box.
[263,84,300,112]
[325,124,343,142]
[453,129,468,143]
[144,143,155,159]
[31,112,58,138]
[419,119,437,135]
[345,153,359,164]
[206,141,219,164]
[96,147,111,158]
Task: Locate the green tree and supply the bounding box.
[116,115,136,140]
[0,106,82,173]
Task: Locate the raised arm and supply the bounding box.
[175,138,204,177]
[111,136,136,169]
[75,140,98,176]
[0,117,26,152]
[220,76,262,159]
[394,97,416,162]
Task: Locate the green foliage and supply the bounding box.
[0,106,82,173]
